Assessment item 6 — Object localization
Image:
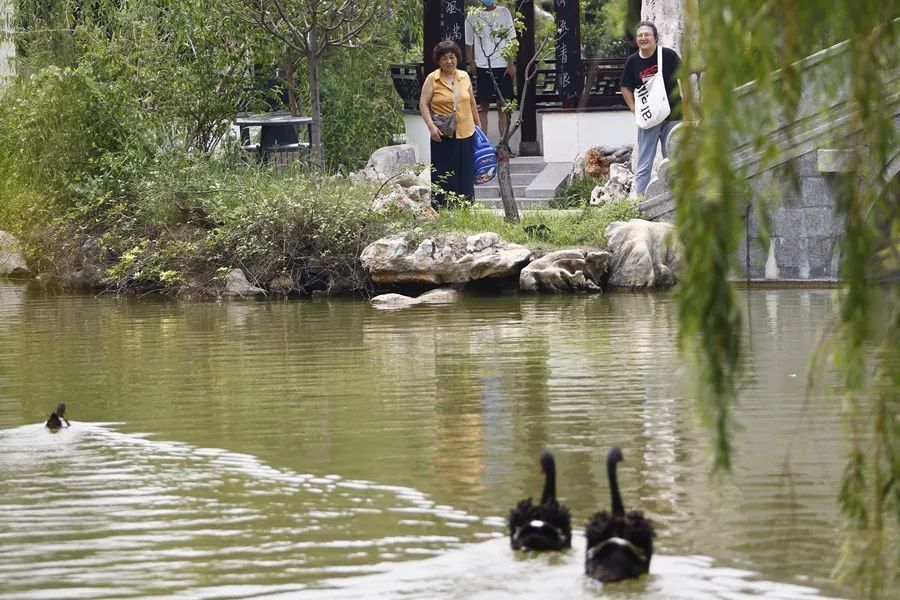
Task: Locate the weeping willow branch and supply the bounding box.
[674,1,898,595]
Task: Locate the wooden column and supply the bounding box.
[423,0,441,74]
[423,0,466,74]
[554,0,582,108]
[517,0,539,156]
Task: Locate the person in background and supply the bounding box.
[419,40,481,207]
[465,0,516,139]
[620,21,682,196]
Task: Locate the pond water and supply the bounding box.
[0,280,851,599]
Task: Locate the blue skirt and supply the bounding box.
[430,134,475,208]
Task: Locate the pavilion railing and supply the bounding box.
[390,58,627,111]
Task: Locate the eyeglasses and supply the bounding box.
[636,33,654,38]
[439,55,457,62]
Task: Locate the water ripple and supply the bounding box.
[0,423,500,598]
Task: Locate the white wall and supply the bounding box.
[540,110,636,162]
[406,107,633,164]
[403,112,432,164]
[403,110,522,165]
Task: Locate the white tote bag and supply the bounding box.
[634,47,671,129]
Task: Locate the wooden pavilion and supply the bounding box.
[390,1,642,160]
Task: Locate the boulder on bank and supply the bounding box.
[604,219,680,288]
[223,268,266,297]
[519,249,611,292]
[360,231,532,285]
[371,183,437,221]
[62,237,105,288]
[351,144,419,183]
[366,144,417,177]
[0,231,29,277]
[371,288,461,309]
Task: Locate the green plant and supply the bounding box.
[317,43,406,171]
[581,0,632,58]
[550,176,603,209]
[0,65,143,227]
[100,155,393,296]
[674,2,898,595]
[428,198,641,249]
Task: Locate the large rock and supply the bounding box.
[591,163,634,206]
[223,269,266,297]
[62,237,105,288]
[366,144,417,178]
[605,219,680,288]
[361,231,532,285]
[371,183,437,221]
[0,231,29,277]
[571,146,633,180]
[519,249,611,292]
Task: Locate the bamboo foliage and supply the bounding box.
[673,1,898,596]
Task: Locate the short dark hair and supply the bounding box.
[636,21,659,41]
[432,40,462,64]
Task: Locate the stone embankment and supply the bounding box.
[364,219,680,308]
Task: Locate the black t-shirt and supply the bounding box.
[620,47,682,121]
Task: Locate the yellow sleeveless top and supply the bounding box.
[428,68,475,139]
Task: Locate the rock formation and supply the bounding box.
[519,249,611,292]
[605,219,680,288]
[360,231,532,286]
[0,231,29,277]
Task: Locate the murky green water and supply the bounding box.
[0,281,851,599]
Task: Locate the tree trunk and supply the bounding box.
[283,53,298,117]
[641,0,687,54]
[497,142,519,223]
[307,44,324,169]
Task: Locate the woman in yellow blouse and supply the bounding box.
[419,41,481,207]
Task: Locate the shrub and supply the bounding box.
[549,176,603,209]
[95,155,393,296]
[0,65,145,228]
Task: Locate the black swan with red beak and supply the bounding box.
[508,450,572,551]
[584,447,655,581]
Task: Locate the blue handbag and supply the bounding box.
[473,126,497,185]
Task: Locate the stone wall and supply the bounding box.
[741,150,845,280]
[742,117,899,281]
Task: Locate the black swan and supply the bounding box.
[584,447,655,582]
[45,403,70,430]
[508,450,572,551]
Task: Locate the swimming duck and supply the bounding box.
[45,403,70,430]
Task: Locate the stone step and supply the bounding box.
[507,156,546,174]
[476,172,535,187]
[475,184,530,199]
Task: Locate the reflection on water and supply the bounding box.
[0,281,849,598]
